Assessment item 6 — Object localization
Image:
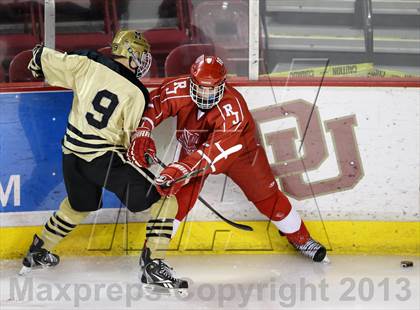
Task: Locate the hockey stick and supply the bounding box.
[163,165,207,187]
[151,144,244,187]
[147,154,253,232]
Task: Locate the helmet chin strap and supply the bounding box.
[135,68,142,78]
[125,42,145,78]
[128,57,136,69]
[128,56,144,78]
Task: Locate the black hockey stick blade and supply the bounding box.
[197,196,254,231]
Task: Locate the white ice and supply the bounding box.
[1,254,419,310]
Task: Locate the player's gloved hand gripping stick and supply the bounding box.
[154,162,207,189]
[145,153,253,232]
[149,144,244,189]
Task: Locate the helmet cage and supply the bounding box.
[126,45,152,78]
[190,78,225,110]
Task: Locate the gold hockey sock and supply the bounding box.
[145,196,178,260]
[40,197,90,251]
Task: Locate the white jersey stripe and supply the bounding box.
[142,117,155,129]
[161,76,189,89]
[161,95,190,103]
[197,150,215,172]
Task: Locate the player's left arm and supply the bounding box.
[28,45,88,89]
[27,44,44,79]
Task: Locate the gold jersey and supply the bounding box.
[40,47,149,162]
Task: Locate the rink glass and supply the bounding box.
[0,0,419,83]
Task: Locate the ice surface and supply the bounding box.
[1,254,419,310]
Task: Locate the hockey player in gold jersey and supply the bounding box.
[20,30,167,275]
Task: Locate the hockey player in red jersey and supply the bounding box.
[128,55,328,292]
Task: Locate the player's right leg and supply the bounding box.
[139,196,188,295]
[83,151,190,294]
[139,179,204,295]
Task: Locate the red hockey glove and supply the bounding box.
[154,162,192,196]
[127,127,156,168]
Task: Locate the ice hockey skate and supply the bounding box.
[19,234,60,276]
[290,237,330,263]
[140,258,188,296]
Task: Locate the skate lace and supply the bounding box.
[158,260,177,282]
[44,252,58,263]
[33,250,58,265]
[294,239,321,259]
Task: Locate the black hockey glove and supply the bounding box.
[27,44,44,78]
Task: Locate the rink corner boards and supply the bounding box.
[0,220,419,259]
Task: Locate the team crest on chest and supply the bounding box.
[178,129,200,154]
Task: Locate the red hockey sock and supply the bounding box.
[283,220,310,245]
[255,191,310,244]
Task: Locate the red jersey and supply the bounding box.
[140,76,258,175]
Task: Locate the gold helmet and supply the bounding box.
[111,30,152,78]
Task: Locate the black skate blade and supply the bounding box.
[142,284,189,297]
